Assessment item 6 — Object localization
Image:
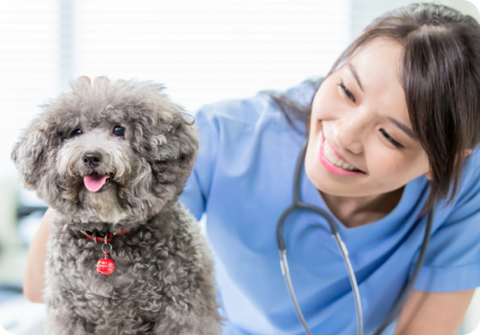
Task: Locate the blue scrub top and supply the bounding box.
[179,79,480,335]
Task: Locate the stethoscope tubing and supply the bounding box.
[276,138,434,335]
[373,203,434,334]
[277,201,364,335]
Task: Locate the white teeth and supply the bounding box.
[322,140,358,171]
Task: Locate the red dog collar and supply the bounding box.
[82,229,128,244]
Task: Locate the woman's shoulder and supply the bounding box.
[435,145,480,219]
[453,146,480,198]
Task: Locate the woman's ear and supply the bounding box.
[424,149,473,181]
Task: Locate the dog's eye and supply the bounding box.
[69,129,83,138]
[113,126,125,137]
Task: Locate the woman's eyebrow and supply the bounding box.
[348,63,415,139]
[348,63,363,92]
[387,117,415,139]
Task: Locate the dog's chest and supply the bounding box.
[46,225,180,322]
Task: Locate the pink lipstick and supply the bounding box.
[318,133,364,176]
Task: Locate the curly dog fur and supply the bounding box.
[11,77,222,335]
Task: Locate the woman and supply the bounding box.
[23,3,480,334]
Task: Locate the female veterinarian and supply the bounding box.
[22,3,480,335]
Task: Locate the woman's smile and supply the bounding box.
[318,131,365,176]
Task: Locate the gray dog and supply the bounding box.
[11,77,222,335]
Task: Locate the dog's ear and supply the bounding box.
[173,112,199,167]
[148,107,199,196]
[152,112,198,162]
[135,83,199,169]
[153,111,199,165]
[121,81,200,199]
[11,115,49,190]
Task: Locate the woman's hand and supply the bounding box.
[394,289,475,335]
[23,207,52,303]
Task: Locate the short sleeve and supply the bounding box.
[413,150,480,292]
[179,105,219,221]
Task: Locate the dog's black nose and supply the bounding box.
[83,152,102,167]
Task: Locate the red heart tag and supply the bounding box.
[96,258,115,275]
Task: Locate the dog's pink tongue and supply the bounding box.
[84,174,109,192]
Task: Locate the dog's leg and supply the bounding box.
[43,242,96,335]
[147,215,223,335]
[44,311,94,335]
[151,301,222,335]
[152,323,221,335]
[152,319,221,335]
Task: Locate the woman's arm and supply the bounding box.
[23,207,52,303]
[394,288,475,335]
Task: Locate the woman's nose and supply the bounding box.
[332,116,365,155]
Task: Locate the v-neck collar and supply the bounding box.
[301,163,428,250]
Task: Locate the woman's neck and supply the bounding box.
[319,186,405,228]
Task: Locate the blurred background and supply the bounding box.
[0,0,479,334]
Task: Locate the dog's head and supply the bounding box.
[11,77,198,231]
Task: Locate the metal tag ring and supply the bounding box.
[101,243,112,253]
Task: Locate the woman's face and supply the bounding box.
[305,37,430,198]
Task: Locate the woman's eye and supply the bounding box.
[380,129,404,149]
[337,81,356,103]
[113,125,125,137]
[69,128,83,138]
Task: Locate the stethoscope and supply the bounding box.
[276,138,435,335]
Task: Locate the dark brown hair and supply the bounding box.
[269,3,480,214]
